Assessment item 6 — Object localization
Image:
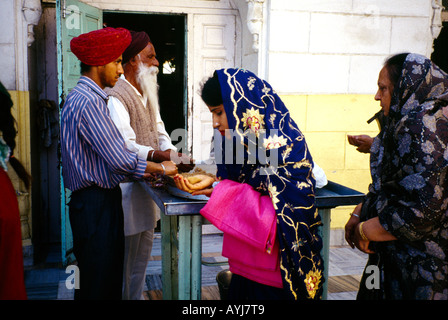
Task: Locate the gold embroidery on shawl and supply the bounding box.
[304,268,322,299]
[267,183,281,210]
[282,145,292,161]
[241,107,265,134]
[263,134,287,150]
[293,160,312,169]
[280,263,297,300]
[296,181,311,190]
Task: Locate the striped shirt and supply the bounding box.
[60,76,147,191]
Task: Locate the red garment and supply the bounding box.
[70,27,131,66]
[0,167,27,300]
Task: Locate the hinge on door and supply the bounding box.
[62,0,67,18]
[60,92,66,109]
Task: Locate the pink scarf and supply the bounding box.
[200,179,282,288]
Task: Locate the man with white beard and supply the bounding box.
[106,30,194,300]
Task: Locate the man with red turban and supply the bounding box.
[106,30,194,299]
[61,27,177,300]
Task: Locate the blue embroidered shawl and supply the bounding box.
[213,68,324,299]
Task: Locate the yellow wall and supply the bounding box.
[281,94,380,229]
[7,90,32,245]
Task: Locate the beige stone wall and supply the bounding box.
[268,0,435,233]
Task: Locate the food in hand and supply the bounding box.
[185,174,215,189]
[174,168,216,193]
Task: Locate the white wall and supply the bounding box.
[266,0,433,95]
[0,0,41,91]
[0,0,17,90]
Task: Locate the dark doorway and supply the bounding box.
[432,21,448,73]
[103,12,187,151]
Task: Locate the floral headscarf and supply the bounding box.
[362,54,448,299]
[367,54,448,223]
[214,68,324,300]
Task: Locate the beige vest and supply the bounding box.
[105,78,159,150]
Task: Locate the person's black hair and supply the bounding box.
[80,62,92,74]
[0,82,31,189]
[201,71,222,107]
[0,89,16,152]
[384,53,410,87]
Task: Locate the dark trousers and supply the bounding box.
[69,185,124,300]
[228,273,290,300]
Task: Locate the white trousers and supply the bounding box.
[122,229,154,300]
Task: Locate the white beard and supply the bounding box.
[136,64,160,113]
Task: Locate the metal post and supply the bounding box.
[178,215,191,300]
[191,215,203,300]
[161,214,178,300]
[318,208,331,300]
[160,213,172,299]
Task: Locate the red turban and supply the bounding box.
[122,31,151,64]
[70,27,131,66]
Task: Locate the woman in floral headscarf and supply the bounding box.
[176,68,323,300]
[345,53,448,300]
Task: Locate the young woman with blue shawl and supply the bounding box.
[176,68,324,300]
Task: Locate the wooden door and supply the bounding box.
[191,13,240,161]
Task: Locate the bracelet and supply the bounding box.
[358,222,368,241]
[150,150,155,161]
[350,212,360,218]
[160,163,166,175]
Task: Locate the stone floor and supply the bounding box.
[143,232,368,300]
[24,231,368,300]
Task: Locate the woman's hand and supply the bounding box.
[173,173,217,198]
[191,187,214,197]
[174,174,193,193]
[174,174,215,193]
[347,212,397,254]
[184,174,215,190]
[353,222,375,254]
[345,203,362,248]
[347,134,374,153]
[345,203,374,254]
